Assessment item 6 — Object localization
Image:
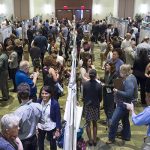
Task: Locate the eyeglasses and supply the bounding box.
[26,66,30,69]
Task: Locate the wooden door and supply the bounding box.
[83,9,91,22]
[74,10,81,21]
[118,0,135,18]
[56,9,73,21]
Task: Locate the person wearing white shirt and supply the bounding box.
[121,33,131,50]
[132,25,138,35]
[83,22,91,35]
[37,86,61,150]
[124,41,136,67]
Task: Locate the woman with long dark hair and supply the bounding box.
[37,86,61,150]
[103,62,117,126]
[80,56,95,83]
[43,55,60,99]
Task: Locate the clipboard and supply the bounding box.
[114,78,124,90]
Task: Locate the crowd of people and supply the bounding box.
[0,17,150,150]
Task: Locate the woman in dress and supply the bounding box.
[83,69,102,146]
[43,55,60,100]
[99,37,107,69]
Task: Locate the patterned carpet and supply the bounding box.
[0,44,146,150]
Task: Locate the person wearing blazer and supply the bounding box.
[37,86,61,150]
[103,62,118,126]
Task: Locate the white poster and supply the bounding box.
[139,27,150,43]
[0,26,12,42]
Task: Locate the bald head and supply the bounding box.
[126,33,131,40]
[143,36,149,43]
[19,61,30,73]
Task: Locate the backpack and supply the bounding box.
[77,138,86,150]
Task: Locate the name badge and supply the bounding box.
[106,88,112,93]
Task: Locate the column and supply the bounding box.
[14,0,30,20]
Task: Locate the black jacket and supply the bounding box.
[83,79,102,107]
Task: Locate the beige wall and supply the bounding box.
[0,0,14,19]
[118,0,135,19]
[30,0,55,20]
[134,0,150,16]
[92,0,115,20]
[30,0,115,20]
[14,0,30,20]
[113,0,119,18]
[2,0,150,20]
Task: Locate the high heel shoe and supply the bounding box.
[88,140,93,146]
[93,141,97,146]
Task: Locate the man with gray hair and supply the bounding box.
[136,36,150,56]
[15,60,39,102]
[0,113,22,150]
[14,82,42,150]
[124,40,136,67]
[121,33,132,50]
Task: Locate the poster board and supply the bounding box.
[139,26,150,43]
[107,17,128,38]
[0,25,12,42]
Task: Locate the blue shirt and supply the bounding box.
[0,136,16,150]
[115,74,138,103]
[109,58,124,76]
[15,70,37,97]
[34,35,48,53]
[132,106,150,136]
[14,100,42,140]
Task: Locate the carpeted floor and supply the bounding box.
[0,44,146,150]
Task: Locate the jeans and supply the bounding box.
[10,68,18,90]
[0,70,9,100]
[38,128,57,150]
[108,103,131,141]
[103,92,114,124]
[136,76,146,104]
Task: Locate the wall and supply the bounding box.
[113,0,119,18]
[2,0,148,21]
[92,0,115,20]
[134,0,150,17]
[118,0,135,19]
[55,0,92,9]
[0,0,14,19]
[30,0,55,19]
[30,0,115,20]
[55,0,92,21]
